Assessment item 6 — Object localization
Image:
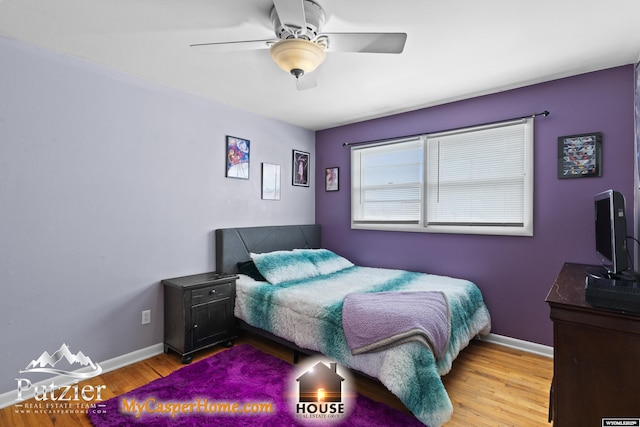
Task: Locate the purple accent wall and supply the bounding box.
[315,66,635,346]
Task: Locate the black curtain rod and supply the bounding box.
[342,110,550,147]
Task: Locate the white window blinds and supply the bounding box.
[350,117,534,236]
[351,138,423,223]
[425,119,532,228]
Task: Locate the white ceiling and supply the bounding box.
[1,0,640,130]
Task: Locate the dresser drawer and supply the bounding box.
[191,282,233,303]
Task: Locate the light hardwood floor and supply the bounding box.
[1,332,553,426]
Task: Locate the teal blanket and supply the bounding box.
[235,264,491,426]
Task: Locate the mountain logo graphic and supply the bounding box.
[20,343,103,379]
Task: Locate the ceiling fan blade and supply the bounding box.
[296,74,317,91]
[323,32,407,54]
[272,0,307,32]
[190,39,273,53]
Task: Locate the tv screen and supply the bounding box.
[594,189,628,276]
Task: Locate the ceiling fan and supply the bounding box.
[190,0,407,89]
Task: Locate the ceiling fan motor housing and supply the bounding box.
[270,0,325,40]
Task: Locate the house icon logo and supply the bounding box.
[296,362,344,402]
[290,357,353,424]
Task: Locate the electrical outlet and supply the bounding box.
[141,310,151,325]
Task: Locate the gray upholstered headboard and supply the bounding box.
[215,224,321,273]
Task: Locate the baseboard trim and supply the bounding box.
[479,333,553,358]
[98,343,165,374]
[0,342,164,409]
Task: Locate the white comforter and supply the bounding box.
[234,265,491,427]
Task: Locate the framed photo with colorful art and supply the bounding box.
[557,132,602,179]
[226,135,250,179]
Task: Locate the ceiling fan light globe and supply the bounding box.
[270,39,326,77]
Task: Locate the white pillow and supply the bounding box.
[293,249,354,275]
[250,249,354,285]
[250,250,319,284]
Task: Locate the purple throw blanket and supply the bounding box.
[342,291,451,359]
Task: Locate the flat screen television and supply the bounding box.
[594,189,629,277]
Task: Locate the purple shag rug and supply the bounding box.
[87,344,426,426]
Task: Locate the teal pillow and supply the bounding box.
[251,250,319,284]
[251,249,354,285]
[293,249,354,275]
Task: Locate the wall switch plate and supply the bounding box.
[141,310,151,325]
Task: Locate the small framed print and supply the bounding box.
[325,167,339,192]
[558,132,602,179]
[292,150,310,187]
[226,135,250,179]
[261,163,281,200]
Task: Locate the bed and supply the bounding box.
[215,224,491,427]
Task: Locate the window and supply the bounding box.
[351,118,533,236]
[351,137,423,224]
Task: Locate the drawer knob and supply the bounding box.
[193,324,198,329]
[210,289,216,294]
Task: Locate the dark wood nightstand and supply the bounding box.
[162,272,237,363]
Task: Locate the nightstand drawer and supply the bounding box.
[191,282,233,303]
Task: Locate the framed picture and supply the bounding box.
[261,163,281,200]
[325,167,339,192]
[226,135,250,179]
[292,150,310,187]
[557,132,602,179]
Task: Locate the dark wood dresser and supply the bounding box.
[546,263,640,426]
[162,272,237,363]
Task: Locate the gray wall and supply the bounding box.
[0,36,315,394]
